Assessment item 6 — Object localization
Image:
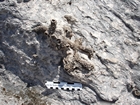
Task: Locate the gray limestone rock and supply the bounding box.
[0,0,140,104]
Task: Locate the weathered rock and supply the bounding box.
[0,0,140,104]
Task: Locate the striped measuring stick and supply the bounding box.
[45,81,82,91]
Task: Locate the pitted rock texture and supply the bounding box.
[0,0,140,105]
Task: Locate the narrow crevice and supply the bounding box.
[110,10,134,32]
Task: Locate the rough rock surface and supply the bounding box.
[0,0,140,104]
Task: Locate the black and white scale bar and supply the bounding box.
[45,81,82,91]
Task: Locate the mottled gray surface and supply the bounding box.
[0,0,140,105]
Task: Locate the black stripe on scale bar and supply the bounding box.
[66,88,69,91]
[53,82,60,84]
[72,88,75,91]
[67,82,74,84]
[50,87,53,89]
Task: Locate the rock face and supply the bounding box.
[0,0,140,104]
